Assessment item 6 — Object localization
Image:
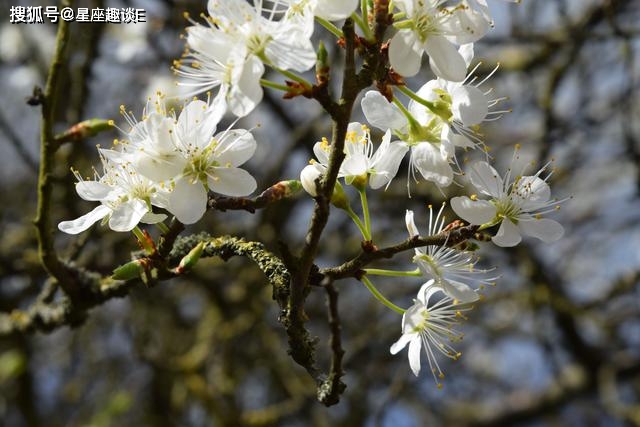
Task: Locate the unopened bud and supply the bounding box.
[54,119,113,144]
[112,259,145,281]
[316,42,329,86]
[330,181,350,211]
[300,164,324,197]
[175,241,205,274]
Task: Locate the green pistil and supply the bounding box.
[431,89,453,122]
[494,198,521,224]
[416,253,441,277]
[186,153,219,185]
[248,34,272,57]
[407,118,441,146]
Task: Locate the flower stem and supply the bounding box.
[346,207,371,241]
[392,96,421,130]
[315,16,343,38]
[361,0,369,25]
[396,85,439,116]
[262,57,312,89]
[364,268,422,277]
[156,222,170,234]
[132,226,154,254]
[260,79,291,92]
[359,188,372,239]
[275,67,311,88]
[361,276,405,314]
[351,12,373,41]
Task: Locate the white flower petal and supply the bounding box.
[140,212,167,224]
[389,30,423,77]
[314,0,358,20]
[417,279,440,305]
[459,43,475,68]
[468,161,504,198]
[424,35,467,82]
[369,140,409,189]
[266,38,316,72]
[492,219,522,247]
[147,114,176,153]
[448,6,491,44]
[300,163,325,197]
[109,199,148,232]
[441,279,479,303]
[75,181,112,201]
[312,141,331,165]
[405,210,420,238]
[58,205,111,235]
[390,333,413,355]
[514,176,552,210]
[177,100,220,148]
[208,167,257,197]
[408,335,422,376]
[411,143,453,187]
[214,129,257,167]
[228,57,264,117]
[361,91,409,133]
[168,178,208,225]
[340,154,368,178]
[518,217,564,243]
[135,154,185,183]
[452,85,488,126]
[451,196,496,224]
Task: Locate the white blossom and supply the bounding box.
[451,158,565,247]
[361,90,454,190]
[58,158,168,234]
[307,122,408,190]
[390,285,468,386]
[116,97,257,225]
[389,0,490,81]
[409,44,506,149]
[286,0,358,21]
[406,206,496,303]
[175,0,316,116]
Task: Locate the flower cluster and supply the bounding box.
[59,96,258,231]
[59,0,562,391]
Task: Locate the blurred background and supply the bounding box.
[0,0,639,426]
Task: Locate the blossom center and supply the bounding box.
[494,197,521,222]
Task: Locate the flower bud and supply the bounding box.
[54,119,113,144]
[300,163,324,197]
[112,259,145,281]
[330,180,351,211]
[175,241,205,274]
[316,42,329,86]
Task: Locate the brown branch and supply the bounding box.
[320,225,480,280]
[316,279,346,406]
[208,180,302,213]
[0,234,290,336]
[33,0,80,297]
